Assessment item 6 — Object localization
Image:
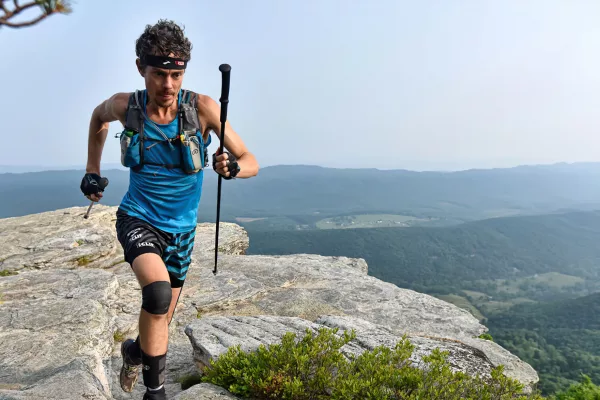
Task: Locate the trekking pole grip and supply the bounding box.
[219,64,231,124]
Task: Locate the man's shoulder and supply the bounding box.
[106,92,134,114]
[185,90,217,109]
[186,90,220,125]
[108,91,134,103]
[94,92,133,123]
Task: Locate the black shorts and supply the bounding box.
[115,210,196,288]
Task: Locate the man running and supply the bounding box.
[79,20,259,400]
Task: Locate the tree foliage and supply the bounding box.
[0,0,71,29]
[550,375,600,400]
[488,294,600,395]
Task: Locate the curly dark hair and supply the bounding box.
[135,19,193,66]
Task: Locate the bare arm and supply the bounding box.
[198,94,259,179]
[86,92,130,175]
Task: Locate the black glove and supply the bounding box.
[212,151,240,180]
[80,173,109,196]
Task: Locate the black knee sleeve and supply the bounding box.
[141,281,172,315]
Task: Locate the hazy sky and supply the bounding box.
[2,0,600,171]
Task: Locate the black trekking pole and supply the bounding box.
[83,177,109,219]
[214,63,231,275]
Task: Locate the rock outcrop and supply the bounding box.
[172,384,239,400]
[185,315,535,390]
[0,205,248,274]
[0,206,539,399]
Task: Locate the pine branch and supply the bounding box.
[0,0,71,29]
[1,10,47,27]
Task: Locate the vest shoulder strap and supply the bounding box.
[124,90,145,134]
[179,89,203,135]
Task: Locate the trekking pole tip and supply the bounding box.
[83,201,94,219]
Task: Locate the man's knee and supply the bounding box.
[141,281,172,315]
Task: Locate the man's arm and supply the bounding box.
[80,93,129,201]
[198,94,259,179]
[86,92,130,175]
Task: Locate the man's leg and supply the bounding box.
[162,228,195,326]
[125,284,182,357]
[133,253,171,354]
[116,213,193,397]
[119,281,183,395]
[167,286,183,325]
[131,253,172,399]
[115,212,173,397]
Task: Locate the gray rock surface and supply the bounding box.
[179,253,484,339]
[172,383,240,400]
[185,315,538,392]
[0,205,249,274]
[0,269,117,399]
[0,206,249,400]
[0,206,539,399]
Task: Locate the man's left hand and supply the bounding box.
[212,149,240,179]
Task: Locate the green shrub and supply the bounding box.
[550,374,600,399]
[201,327,544,400]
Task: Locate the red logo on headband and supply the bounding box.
[176,61,184,66]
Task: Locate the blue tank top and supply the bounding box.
[118,89,211,234]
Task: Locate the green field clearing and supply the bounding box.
[235,217,267,222]
[435,294,485,321]
[479,297,538,314]
[462,290,489,300]
[494,272,585,294]
[316,214,432,230]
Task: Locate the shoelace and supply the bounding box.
[125,364,139,377]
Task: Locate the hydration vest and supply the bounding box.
[118,89,209,174]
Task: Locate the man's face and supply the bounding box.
[138,56,185,108]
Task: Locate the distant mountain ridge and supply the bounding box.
[3,162,600,221]
[2,161,599,174]
[0,163,127,174]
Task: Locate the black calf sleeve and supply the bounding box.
[141,350,166,390]
[142,281,172,315]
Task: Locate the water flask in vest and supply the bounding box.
[180,130,203,174]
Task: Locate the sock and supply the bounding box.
[143,385,166,400]
[126,335,142,365]
[146,385,166,399]
[141,349,167,391]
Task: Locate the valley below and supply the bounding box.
[4,162,600,396]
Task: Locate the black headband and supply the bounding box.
[140,54,188,70]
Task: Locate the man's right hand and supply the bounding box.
[80,173,108,202]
